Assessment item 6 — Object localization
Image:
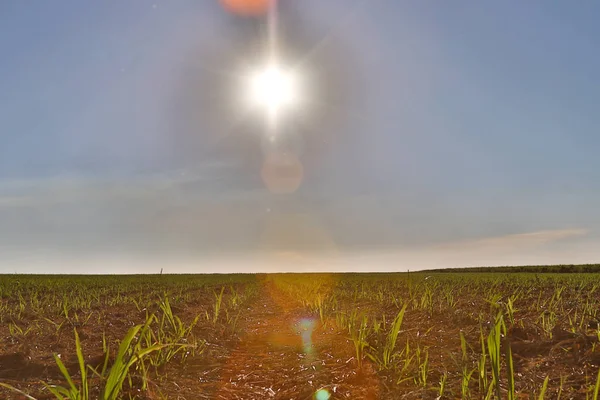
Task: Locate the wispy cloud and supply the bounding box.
[435,229,589,251]
[0,161,260,209]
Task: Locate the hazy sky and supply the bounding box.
[1,1,599,273]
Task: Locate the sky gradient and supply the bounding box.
[1,1,599,273]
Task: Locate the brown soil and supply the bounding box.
[156,280,381,399]
[0,279,380,400]
[2,275,600,399]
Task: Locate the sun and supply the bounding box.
[246,63,300,122]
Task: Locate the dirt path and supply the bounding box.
[208,280,381,399]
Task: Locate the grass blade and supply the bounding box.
[507,342,515,400]
[74,329,88,399]
[538,375,549,400]
[0,382,39,400]
[593,367,600,400]
[53,353,78,397]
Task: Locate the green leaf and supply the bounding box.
[0,382,39,400]
[74,329,88,399]
[53,353,78,396]
[538,375,549,400]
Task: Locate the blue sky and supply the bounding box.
[1,1,599,273]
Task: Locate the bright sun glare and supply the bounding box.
[247,64,300,119]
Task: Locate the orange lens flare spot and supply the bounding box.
[261,152,303,194]
[220,0,274,15]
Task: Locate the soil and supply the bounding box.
[1,274,600,399]
[0,279,380,400]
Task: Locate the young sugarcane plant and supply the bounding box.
[367,304,407,370]
[487,313,504,400]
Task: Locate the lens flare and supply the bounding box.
[250,66,297,109]
[296,318,316,354]
[220,0,274,16]
[246,64,300,125]
[261,152,303,194]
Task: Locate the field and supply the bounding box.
[1,271,600,399]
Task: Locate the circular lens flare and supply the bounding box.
[261,152,303,194]
[315,389,331,400]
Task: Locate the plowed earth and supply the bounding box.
[1,274,600,399]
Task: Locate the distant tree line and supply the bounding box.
[428,264,600,273]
